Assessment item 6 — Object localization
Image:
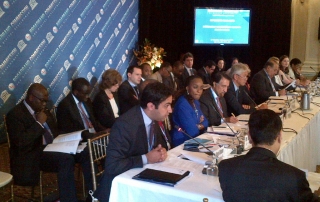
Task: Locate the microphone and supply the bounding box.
[310,66,320,78]
[174,125,214,156]
[310,66,317,72]
[243,89,257,107]
[209,102,243,154]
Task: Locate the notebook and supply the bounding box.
[132,168,190,187]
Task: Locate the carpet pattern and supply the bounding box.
[0,143,85,202]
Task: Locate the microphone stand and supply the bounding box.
[209,102,244,154]
[175,125,219,172]
[174,125,214,156]
[243,89,258,107]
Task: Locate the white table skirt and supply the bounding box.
[109,97,320,202]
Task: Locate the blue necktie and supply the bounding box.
[43,122,53,144]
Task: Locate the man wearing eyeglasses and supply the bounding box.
[224,63,267,116]
[6,83,90,201]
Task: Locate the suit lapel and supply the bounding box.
[136,107,149,152]
[68,94,85,127]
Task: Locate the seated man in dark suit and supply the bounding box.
[181,52,197,87]
[56,77,107,137]
[118,65,142,114]
[93,82,172,202]
[199,72,238,126]
[198,60,215,85]
[250,58,286,104]
[218,109,319,202]
[6,83,90,202]
[225,63,267,116]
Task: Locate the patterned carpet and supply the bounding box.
[0,143,86,202]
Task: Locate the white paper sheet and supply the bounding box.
[44,139,80,154]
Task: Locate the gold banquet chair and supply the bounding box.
[88,133,109,191]
[3,115,58,202]
[0,171,13,202]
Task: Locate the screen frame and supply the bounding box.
[193,7,252,46]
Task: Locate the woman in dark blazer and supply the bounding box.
[93,69,122,129]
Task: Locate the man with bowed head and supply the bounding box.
[93,82,172,201]
[6,83,92,202]
[218,109,319,202]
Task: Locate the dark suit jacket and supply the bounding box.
[56,93,105,135]
[6,102,58,185]
[199,89,228,126]
[224,82,256,116]
[118,80,140,115]
[250,69,277,105]
[163,74,176,92]
[219,147,319,202]
[181,67,197,87]
[93,106,170,201]
[92,90,119,128]
[197,67,212,85]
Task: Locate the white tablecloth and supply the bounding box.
[109,97,320,202]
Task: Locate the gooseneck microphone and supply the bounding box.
[174,125,214,156]
[310,66,317,73]
[209,102,244,154]
[243,90,257,107]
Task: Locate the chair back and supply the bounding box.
[3,115,10,148]
[88,133,109,191]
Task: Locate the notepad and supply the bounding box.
[132,168,190,187]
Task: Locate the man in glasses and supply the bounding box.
[6,83,90,201]
[224,63,267,116]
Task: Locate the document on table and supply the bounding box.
[237,114,250,122]
[180,150,213,165]
[44,130,84,154]
[207,126,235,135]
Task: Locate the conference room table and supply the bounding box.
[109,96,320,202]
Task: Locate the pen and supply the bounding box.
[231,113,236,117]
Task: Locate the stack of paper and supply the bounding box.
[207,126,236,135]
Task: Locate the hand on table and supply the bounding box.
[146,144,167,164]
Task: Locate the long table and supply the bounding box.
[109,96,320,202]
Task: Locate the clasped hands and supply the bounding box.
[146,144,167,164]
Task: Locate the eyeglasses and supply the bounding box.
[32,93,48,103]
[236,74,249,80]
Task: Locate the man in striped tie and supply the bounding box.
[6,83,91,202]
[199,72,238,126]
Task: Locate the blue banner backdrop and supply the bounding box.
[0,0,139,142]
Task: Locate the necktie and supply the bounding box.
[236,89,239,101]
[159,121,171,150]
[189,69,194,76]
[78,102,93,129]
[43,122,53,144]
[148,121,155,151]
[216,97,224,117]
[133,86,139,97]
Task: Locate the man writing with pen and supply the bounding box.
[224,63,267,117]
[199,72,239,126]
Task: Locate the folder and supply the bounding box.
[132,168,190,187]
